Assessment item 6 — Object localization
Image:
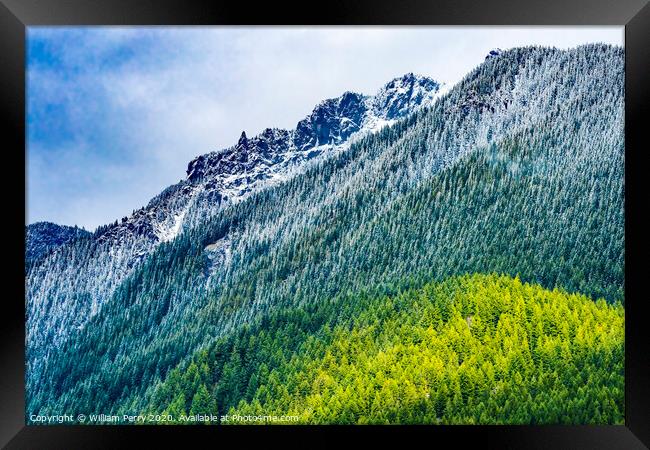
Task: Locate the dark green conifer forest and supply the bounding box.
[26,44,624,425]
[147,275,624,424]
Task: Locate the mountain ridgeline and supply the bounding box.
[26,45,624,424]
[25,222,90,265]
[27,72,442,356]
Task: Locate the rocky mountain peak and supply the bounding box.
[185,72,442,191]
[100,71,445,258]
[238,131,248,147]
[372,73,441,119]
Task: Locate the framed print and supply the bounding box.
[2,0,649,447]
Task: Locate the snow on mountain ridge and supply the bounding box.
[25,72,443,355]
[89,73,443,250]
[186,73,441,184]
[26,45,625,418]
[25,222,90,264]
[371,72,442,119]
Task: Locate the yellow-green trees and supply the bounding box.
[150,273,624,425]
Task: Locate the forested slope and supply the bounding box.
[147,274,625,424]
[27,45,624,422]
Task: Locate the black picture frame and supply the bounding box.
[2,0,648,448]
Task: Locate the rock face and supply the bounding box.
[26,72,442,352]
[294,91,366,149]
[25,222,90,263]
[185,73,441,190]
[371,72,442,119]
[94,73,442,254]
[485,48,503,60]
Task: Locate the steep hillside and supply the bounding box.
[26,73,442,354]
[26,45,624,422]
[147,274,624,425]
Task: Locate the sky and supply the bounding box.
[26,26,623,231]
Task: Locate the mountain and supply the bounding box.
[26,72,442,352]
[25,222,90,264]
[185,74,441,202]
[184,73,441,197]
[26,44,624,424]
